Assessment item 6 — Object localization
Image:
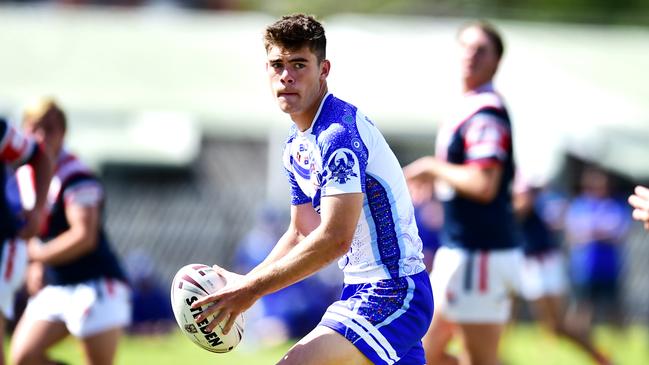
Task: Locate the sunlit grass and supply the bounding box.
[5,323,648,365]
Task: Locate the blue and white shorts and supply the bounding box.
[320,270,433,365]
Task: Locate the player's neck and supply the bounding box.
[463,79,493,94]
[291,84,328,132]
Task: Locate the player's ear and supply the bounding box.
[320,59,330,80]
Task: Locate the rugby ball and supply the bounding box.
[170,264,245,353]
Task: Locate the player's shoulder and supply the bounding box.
[316,95,358,126]
[56,150,97,183]
[465,90,506,112]
[314,95,362,140]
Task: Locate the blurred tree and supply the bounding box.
[236,0,649,25]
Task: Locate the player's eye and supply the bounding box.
[294,63,306,69]
[270,62,283,70]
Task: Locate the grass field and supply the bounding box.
[9,324,649,364]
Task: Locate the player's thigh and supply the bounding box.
[422,312,455,362]
[80,327,123,365]
[279,325,372,365]
[532,294,565,330]
[10,317,69,363]
[456,323,503,365]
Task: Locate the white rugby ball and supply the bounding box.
[170,264,245,353]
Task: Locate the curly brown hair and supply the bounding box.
[263,14,326,63]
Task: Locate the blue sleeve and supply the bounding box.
[285,165,311,206]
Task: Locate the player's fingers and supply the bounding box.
[192,290,221,309]
[207,310,229,332]
[194,302,221,323]
[221,313,238,335]
[632,208,649,222]
[628,194,649,211]
[635,185,649,199]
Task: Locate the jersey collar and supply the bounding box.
[298,92,332,136]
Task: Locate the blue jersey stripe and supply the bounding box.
[365,174,401,278]
[376,276,415,329]
[362,196,389,277]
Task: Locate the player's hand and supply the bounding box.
[17,209,42,240]
[629,185,649,230]
[26,261,45,296]
[403,156,437,182]
[26,237,44,262]
[407,178,435,206]
[191,266,258,335]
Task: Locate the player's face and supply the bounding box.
[23,113,65,159]
[458,26,500,90]
[266,45,330,124]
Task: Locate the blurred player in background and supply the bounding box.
[10,98,131,365]
[0,118,51,365]
[563,167,629,342]
[628,185,649,230]
[193,14,433,365]
[403,21,520,365]
[513,172,612,365]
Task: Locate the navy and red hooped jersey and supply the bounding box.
[17,150,126,285]
[1,118,38,242]
[434,83,518,250]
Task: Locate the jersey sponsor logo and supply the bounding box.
[291,155,311,179]
[323,148,358,184]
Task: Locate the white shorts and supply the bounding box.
[431,246,523,324]
[520,249,567,301]
[24,278,132,338]
[0,239,28,319]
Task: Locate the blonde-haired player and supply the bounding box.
[10,98,130,365]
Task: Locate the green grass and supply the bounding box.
[6,324,649,364]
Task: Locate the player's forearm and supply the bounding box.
[432,160,500,203]
[246,225,349,298]
[248,228,302,276]
[31,228,97,265]
[29,147,53,212]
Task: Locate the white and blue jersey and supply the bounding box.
[283,93,433,364]
[283,93,426,284]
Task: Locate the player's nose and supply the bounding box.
[280,69,295,84]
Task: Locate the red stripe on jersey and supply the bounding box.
[478,252,489,293]
[0,129,29,163]
[4,240,17,280]
[465,159,502,169]
[106,279,115,296]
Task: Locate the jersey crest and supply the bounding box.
[324,148,358,184]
